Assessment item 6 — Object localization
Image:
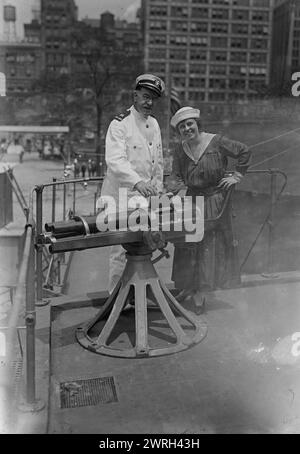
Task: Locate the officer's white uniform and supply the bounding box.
[101,105,164,201]
[101,105,164,293]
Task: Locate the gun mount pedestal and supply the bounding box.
[42,211,208,358]
[76,245,207,358]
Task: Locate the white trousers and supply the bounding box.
[108,244,127,294]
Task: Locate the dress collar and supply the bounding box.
[182,133,216,163]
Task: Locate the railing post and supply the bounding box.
[18,228,45,414]
[266,170,277,275]
[26,231,37,403]
[73,181,76,214]
[52,177,56,223]
[94,192,97,215]
[35,186,46,305]
[63,180,66,220]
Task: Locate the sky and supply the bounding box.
[0,0,140,39]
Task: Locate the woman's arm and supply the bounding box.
[219,135,251,175]
[217,136,251,189]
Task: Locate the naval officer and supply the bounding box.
[100,73,165,293]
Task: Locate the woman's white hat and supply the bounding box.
[170,106,200,129]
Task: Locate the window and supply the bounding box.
[169,48,187,60]
[209,78,226,89]
[210,51,227,61]
[149,48,166,59]
[173,77,186,88]
[170,63,186,74]
[171,6,188,17]
[150,6,167,16]
[210,65,227,75]
[189,91,205,102]
[231,38,248,48]
[250,53,267,64]
[249,80,266,90]
[171,21,188,32]
[251,39,268,49]
[252,11,269,21]
[232,0,249,4]
[230,52,247,62]
[211,9,229,19]
[212,0,230,4]
[190,51,207,61]
[249,67,267,76]
[229,79,246,89]
[251,25,269,35]
[190,37,208,46]
[211,23,228,33]
[191,8,208,18]
[232,24,248,34]
[230,65,246,76]
[149,20,167,30]
[209,92,225,101]
[211,37,228,48]
[253,0,269,7]
[189,78,206,88]
[189,64,206,74]
[190,22,208,33]
[232,10,249,21]
[149,63,165,73]
[170,35,188,46]
[149,35,166,45]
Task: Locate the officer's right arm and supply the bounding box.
[106,120,142,189]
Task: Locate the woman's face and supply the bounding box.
[177,118,199,141]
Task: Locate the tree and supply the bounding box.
[71,22,139,175]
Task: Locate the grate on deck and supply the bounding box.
[60,376,118,409]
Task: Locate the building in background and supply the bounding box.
[40,0,78,74]
[271,0,299,93]
[0,41,42,94]
[141,0,274,104]
[0,4,42,95]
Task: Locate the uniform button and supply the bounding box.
[152,160,154,164]
[146,124,149,128]
[149,142,152,146]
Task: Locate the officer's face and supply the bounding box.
[134,88,159,117]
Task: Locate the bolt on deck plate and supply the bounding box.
[60,376,118,409]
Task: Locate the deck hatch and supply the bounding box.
[60,376,118,409]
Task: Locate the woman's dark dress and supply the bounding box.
[167,134,251,292]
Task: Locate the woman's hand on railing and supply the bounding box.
[218,172,242,190]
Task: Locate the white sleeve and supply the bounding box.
[105,120,142,189]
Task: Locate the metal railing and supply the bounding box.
[239,168,288,275]
[34,176,104,304]
[0,217,40,432]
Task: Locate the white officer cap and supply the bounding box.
[135,74,165,97]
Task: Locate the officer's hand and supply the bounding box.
[134,181,157,197]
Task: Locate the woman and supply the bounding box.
[167,107,251,304]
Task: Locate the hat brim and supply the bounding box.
[136,82,162,97]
